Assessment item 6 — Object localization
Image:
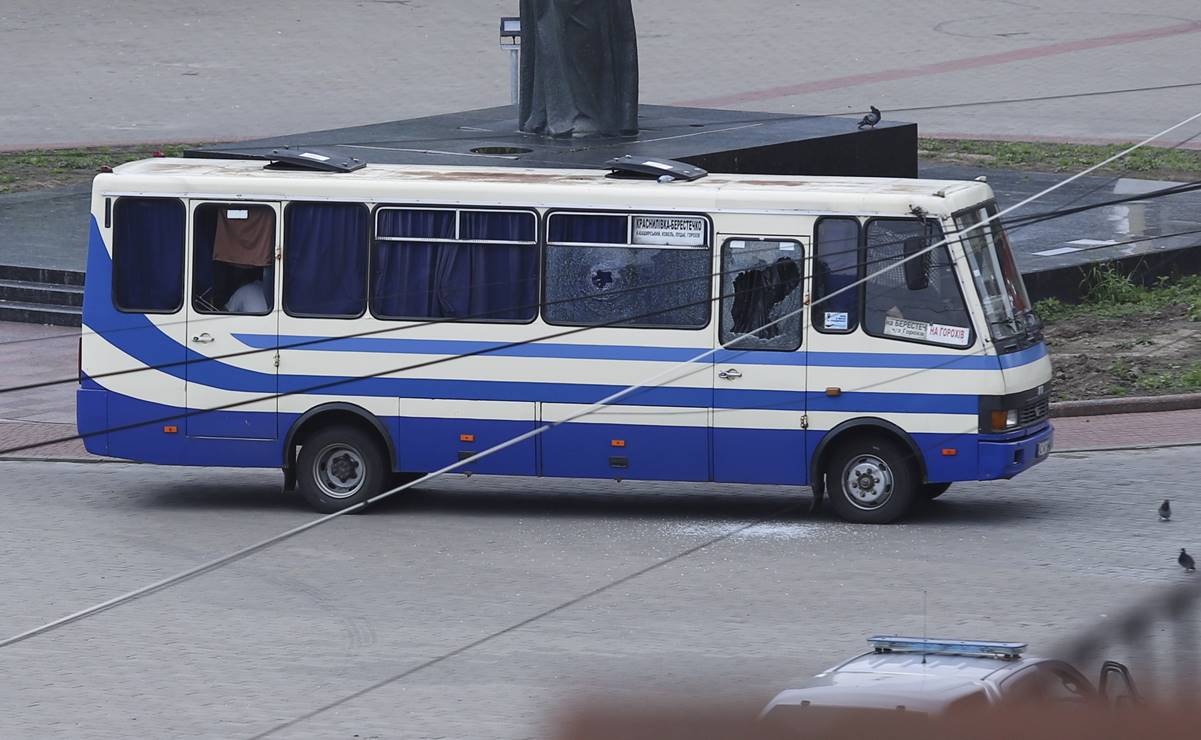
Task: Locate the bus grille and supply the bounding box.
[1019,396,1049,426]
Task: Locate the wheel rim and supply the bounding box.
[313,443,366,499]
[841,454,894,511]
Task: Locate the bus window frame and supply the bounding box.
[859,216,977,350]
[281,200,370,320]
[189,200,279,318]
[719,236,806,352]
[111,195,187,316]
[369,203,541,325]
[811,215,864,336]
[541,207,715,331]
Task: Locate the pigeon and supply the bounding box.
[1159,499,1172,521]
[858,106,882,129]
[1180,548,1196,573]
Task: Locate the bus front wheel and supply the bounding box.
[296,425,389,514]
[826,436,917,524]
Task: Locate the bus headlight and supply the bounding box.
[990,409,1019,432]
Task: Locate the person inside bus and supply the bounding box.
[209,260,269,314]
[208,206,274,314]
[225,270,269,314]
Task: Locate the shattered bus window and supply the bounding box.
[543,244,711,328]
[720,239,804,351]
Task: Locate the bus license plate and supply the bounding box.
[1036,440,1050,458]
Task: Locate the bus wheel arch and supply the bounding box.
[811,419,926,524]
[283,404,397,492]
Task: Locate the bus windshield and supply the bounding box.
[954,202,1032,344]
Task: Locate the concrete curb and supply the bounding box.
[1051,392,1201,418]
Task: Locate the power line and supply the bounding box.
[246,500,806,738]
[4,126,1200,361]
[6,176,1201,450]
[3,204,1200,461]
[3,169,1200,404]
[226,115,1201,733]
[3,110,1196,661]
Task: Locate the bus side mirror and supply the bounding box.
[902,237,930,291]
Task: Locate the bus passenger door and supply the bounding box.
[712,237,808,484]
[184,201,280,440]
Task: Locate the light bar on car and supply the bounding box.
[868,635,1027,659]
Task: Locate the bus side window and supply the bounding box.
[112,197,186,313]
[543,213,711,329]
[812,217,861,333]
[372,208,538,322]
[192,203,275,315]
[862,219,973,348]
[284,202,369,318]
[720,239,804,351]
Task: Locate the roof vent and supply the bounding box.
[605,155,707,182]
[264,146,365,173]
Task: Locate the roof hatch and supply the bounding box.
[264,146,365,173]
[605,155,707,182]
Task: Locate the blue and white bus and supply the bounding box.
[77,157,1052,523]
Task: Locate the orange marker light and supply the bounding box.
[459,433,475,443]
[163,425,178,434]
[941,448,958,456]
[825,387,842,397]
[611,439,626,448]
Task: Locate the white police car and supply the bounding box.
[761,636,1139,727]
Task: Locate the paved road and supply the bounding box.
[1,447,1198,738]
[2,1,1199,149]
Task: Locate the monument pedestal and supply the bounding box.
[189,104,917,178]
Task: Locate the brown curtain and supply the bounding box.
[213,208,274,267]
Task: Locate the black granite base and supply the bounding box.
[188,104,918,178]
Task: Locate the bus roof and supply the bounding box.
[102,158,992,215]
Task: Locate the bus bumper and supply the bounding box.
[977,422,1052,481]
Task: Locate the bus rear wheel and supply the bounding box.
[826,436,917,524]
[296,425,388,514]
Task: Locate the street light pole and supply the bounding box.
[499,17,521,108]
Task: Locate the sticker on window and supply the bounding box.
[824,311,849,330]
[883,316,969,346]
[631,215,706,247]
[226,209,248,220]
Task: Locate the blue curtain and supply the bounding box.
[284,203,368,316]
[814,218,860,331]
[548,213,626,243]
[113,198,185,312]
[372,210,537,321]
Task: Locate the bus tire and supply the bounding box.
[296,425,388,514]
[924,482,952,500]
[826,436,917,524]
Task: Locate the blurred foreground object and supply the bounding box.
[555,702,1201,740]
[557,578,1201,738]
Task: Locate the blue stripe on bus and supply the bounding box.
[236,333,1030,371]
[84,385,992,483]
[81,218,981,417]
[997,343,1048,368]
